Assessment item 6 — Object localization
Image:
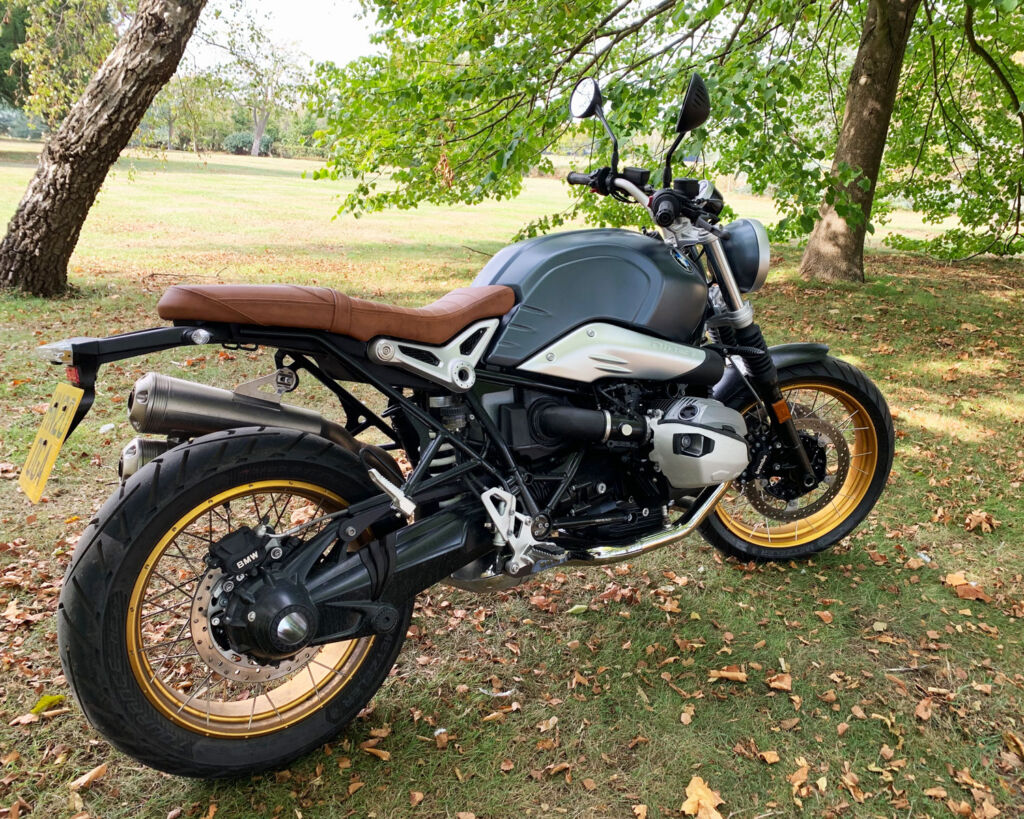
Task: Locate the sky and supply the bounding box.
[258,0,378,65]
[190,0,380,68]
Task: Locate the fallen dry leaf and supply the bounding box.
[915,698,933,721]
[955,584,993,603]
[680,775,725,818]
[632,806,648,819]
[536,715,558,732]
[708,666,747,683]
[964,510,1000,534]
[68,763,107,792]
[923,787,947,799]
[767,672,792,692]
[410,791,424,807]
[582,777,597,790]
[500,759,514,773]
[815,610,834,624]
[1004,731,1024,758]
[789,761,810,789]
[362,746,391,762]
[759,750,780,764]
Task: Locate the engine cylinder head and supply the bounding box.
[648,397,749,489]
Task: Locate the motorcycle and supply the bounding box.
[20,74,893,778]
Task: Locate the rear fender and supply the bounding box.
[713,342,830,405]
[36,326,224,437]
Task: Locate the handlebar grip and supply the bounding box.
[654,198,679,227]
[567,172,592,186]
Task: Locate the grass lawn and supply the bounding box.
[0,141,1022,818]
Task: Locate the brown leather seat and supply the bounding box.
[157,284,516,345]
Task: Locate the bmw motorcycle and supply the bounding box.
[21,74,892,777]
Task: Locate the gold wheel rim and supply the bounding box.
[715,382,879,548]
[126,480,374,738]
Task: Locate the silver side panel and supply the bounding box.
[516,322,707,383]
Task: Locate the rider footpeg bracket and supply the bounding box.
[480,487,561,575]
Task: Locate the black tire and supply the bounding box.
[57,427,412,778]
[699,357,894,561]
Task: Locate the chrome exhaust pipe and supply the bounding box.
[566,482,729,565]
[127,372,360,454]
[118,437,171,480]
[447,483,730,592]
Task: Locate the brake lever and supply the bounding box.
[695,215,729,239]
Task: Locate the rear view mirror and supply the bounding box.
[675,73,711,134]
[568,76,620,174]
[569,77,603,119]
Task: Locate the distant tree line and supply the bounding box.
[0,0,321,158]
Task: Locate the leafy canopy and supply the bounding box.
[309,0,1023,257]
[10,0,134,127]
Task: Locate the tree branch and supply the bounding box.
[964,4,1024,160]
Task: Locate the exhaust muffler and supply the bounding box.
[118,436,172,480]
[121,373,402,483]
[128,372,360,452]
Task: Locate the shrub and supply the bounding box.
[0,105,46,139]
[222,131,273,156]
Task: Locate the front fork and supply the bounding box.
[702,240,817,486]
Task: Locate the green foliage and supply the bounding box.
[0,103,44,138]
[222,129,270,155]
[880,1,1024,257]
[12,0,134,127]
[310,0,1024,258]
[0,4,29,106]
[202,1,304,146]
[136,68,238,151]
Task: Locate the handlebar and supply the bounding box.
[566,168,724,232]
[653,197,679,227]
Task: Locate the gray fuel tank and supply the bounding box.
[473,229,708,367]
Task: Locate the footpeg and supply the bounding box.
[480,488,562,575]
[368,468,416,518]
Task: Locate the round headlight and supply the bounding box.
[721,218,770,294]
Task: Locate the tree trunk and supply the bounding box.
[251,108,270,157]
[0,1,208,297]
[799,0,922,283]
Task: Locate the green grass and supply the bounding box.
[0,142,1022,819]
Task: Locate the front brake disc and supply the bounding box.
[741,417,851,521]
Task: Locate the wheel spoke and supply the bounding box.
[128,481,365,737]
[141,599,191,620]
[176,671,214,714]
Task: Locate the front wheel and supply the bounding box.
[58,427,412,778]
[699,357,894,561]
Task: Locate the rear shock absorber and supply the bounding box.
[427,396,468,506]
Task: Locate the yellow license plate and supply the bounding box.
[19,383,85,504]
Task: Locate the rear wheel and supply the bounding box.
[58,427,412,778]
[699,357,893,561]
